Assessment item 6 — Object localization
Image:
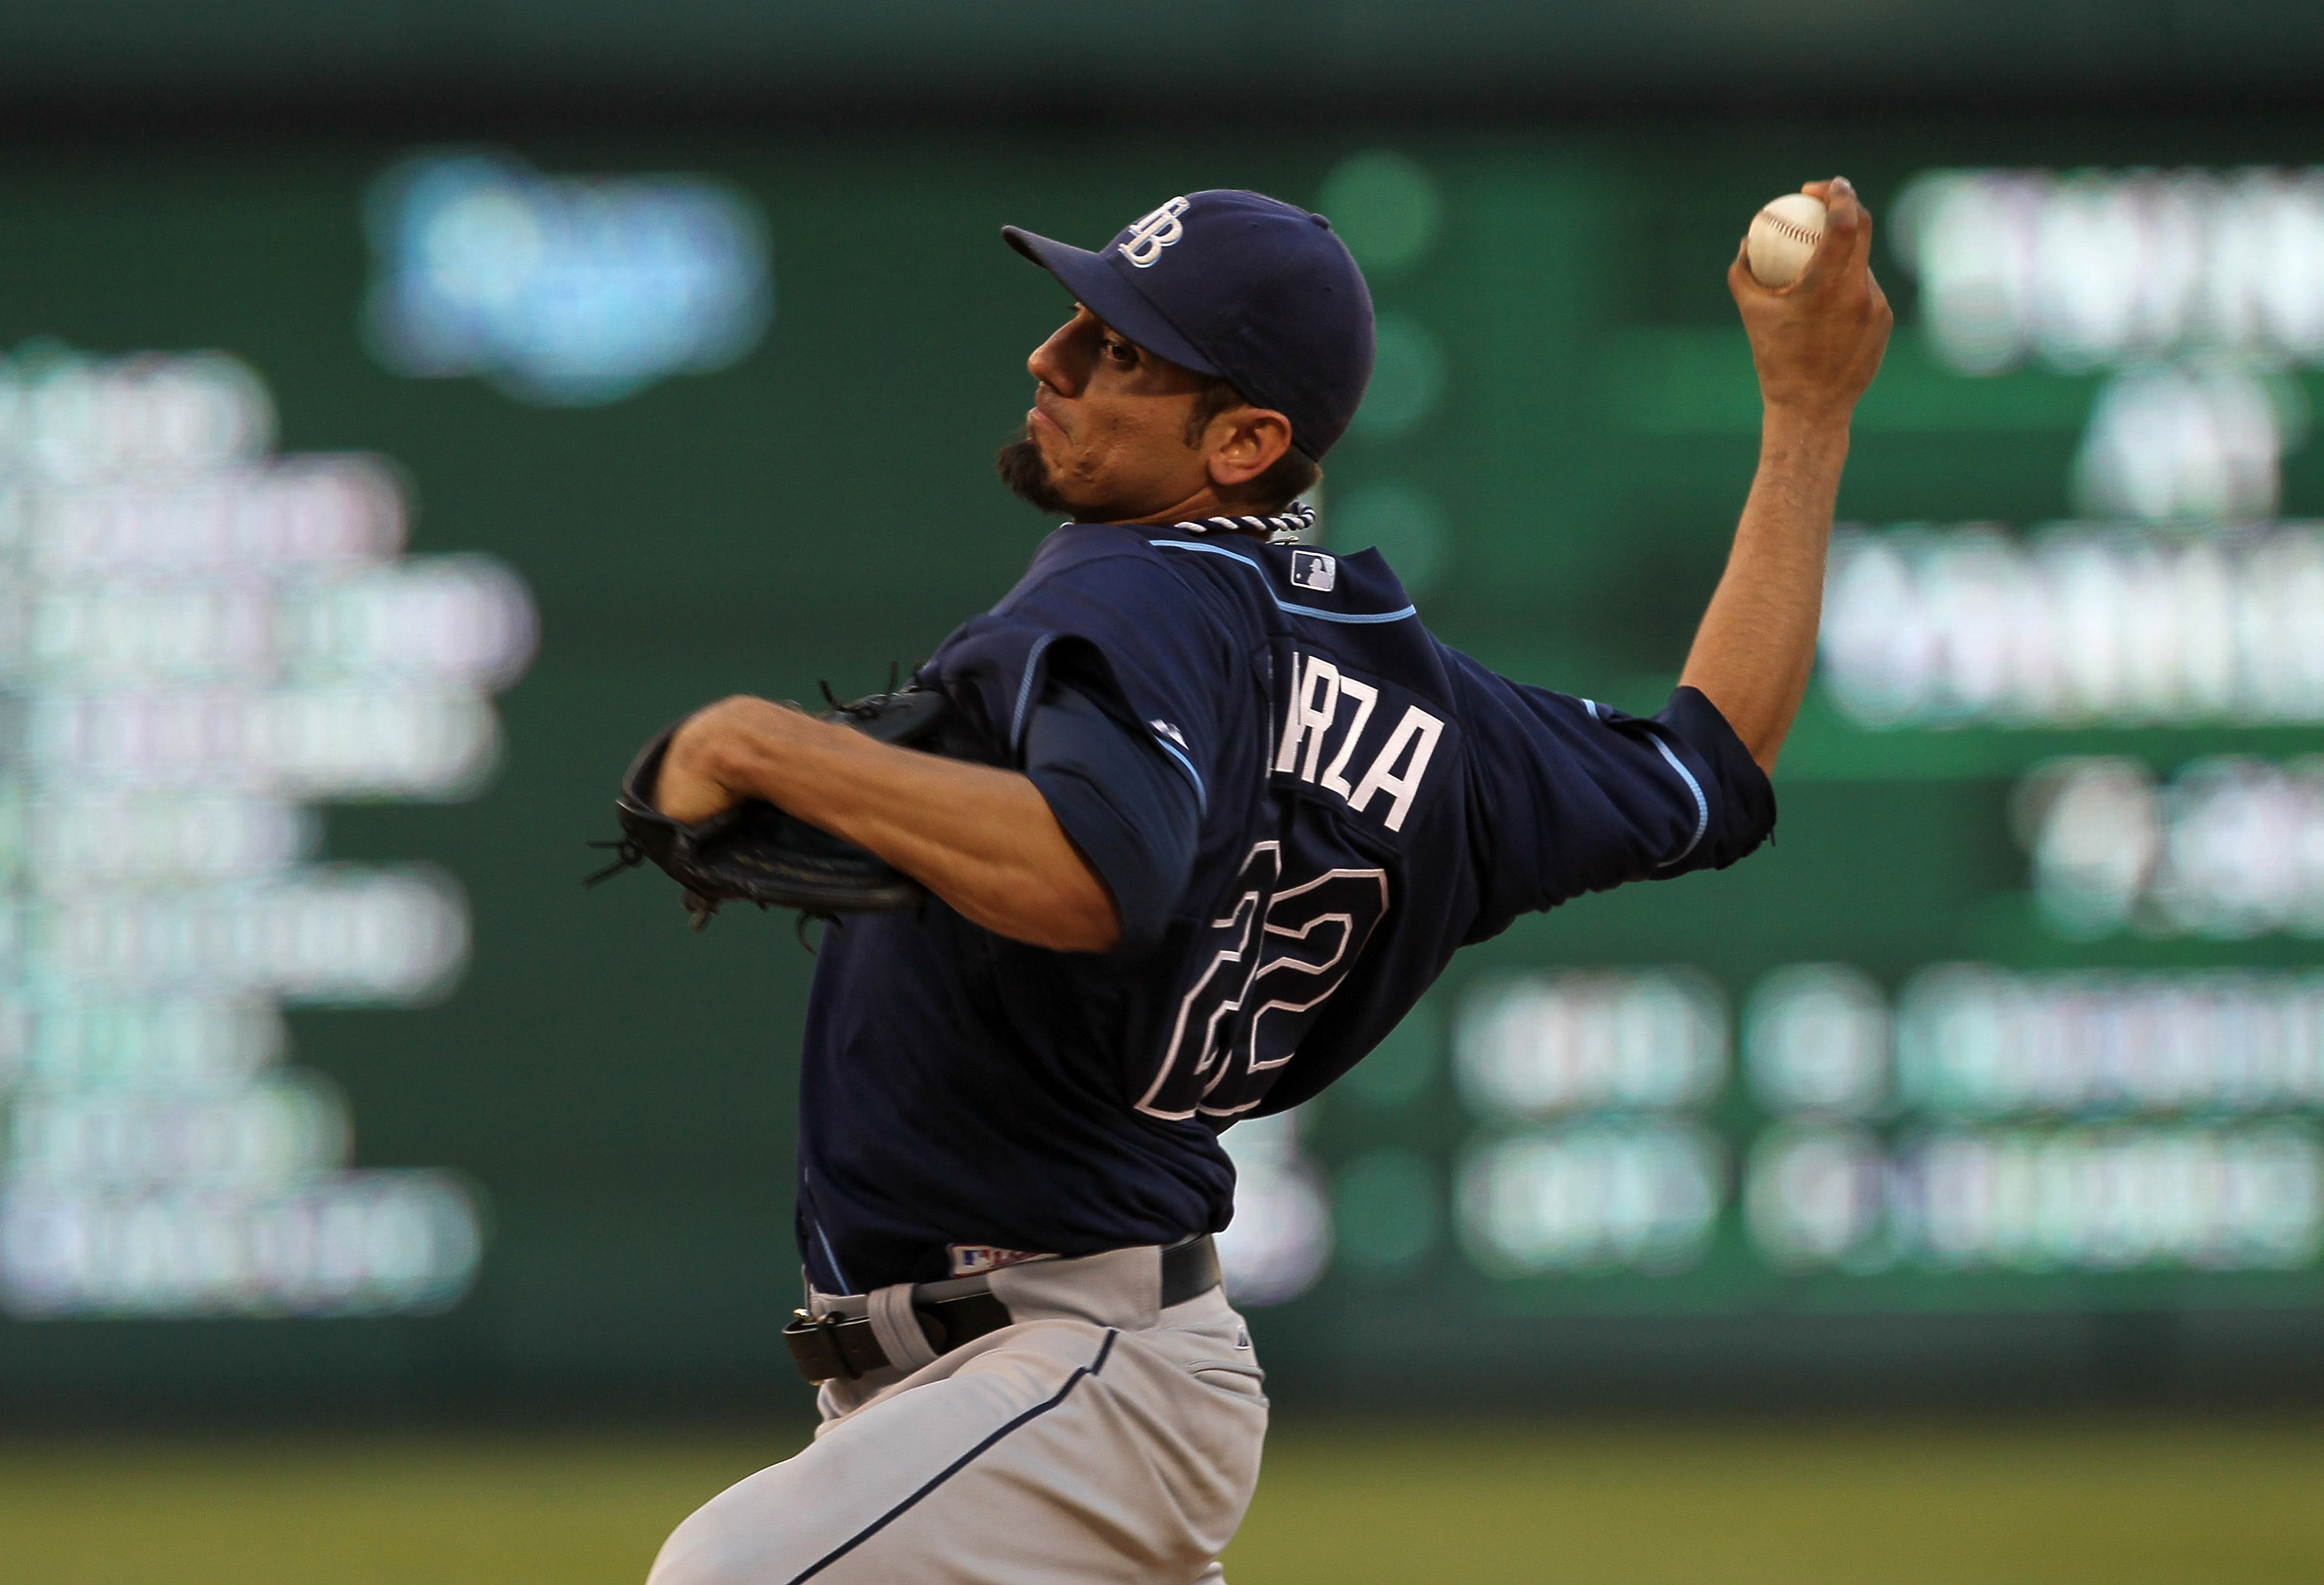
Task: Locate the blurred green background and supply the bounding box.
[5,118,2324,1416]
[0,4,2320,1582]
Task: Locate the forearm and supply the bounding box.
[1678,409,1851,770]
[660,700,1120,951]
[1683,174,1893,772]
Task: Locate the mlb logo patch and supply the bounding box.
[948,1244,1057,1277]
[1289,550,1337,593]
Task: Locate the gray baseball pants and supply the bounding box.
[645,1243,1267,1584]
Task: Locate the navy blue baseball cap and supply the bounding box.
[1002,190,1375,461]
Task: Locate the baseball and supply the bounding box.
[1746,192,1827,288]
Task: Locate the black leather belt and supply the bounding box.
[782,1235,1221,1386]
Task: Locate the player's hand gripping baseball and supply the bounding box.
[1728,177,1892,421]
[1679,177,1892,773]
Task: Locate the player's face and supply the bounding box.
[1003,305,1215,521]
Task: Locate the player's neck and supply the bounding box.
[1119,485,1270,538]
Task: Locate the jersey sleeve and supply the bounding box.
[923,543,1231,843]
[1448,647,1776,940]
[1023,678,1202,956]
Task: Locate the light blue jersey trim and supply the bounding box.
[815,1220,851,1294]
[1277,599,1415,624]
[1152,538,1417,625]
[1010,620,1205,811]
[1009,631,1059,751]
[1150,734,1208,813]
[1648,732,1710,868]
[803,1166,853,1293]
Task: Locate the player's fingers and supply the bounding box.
[1728,241,1762,303]
[1823,175,1862,230]
[1798,177,1864,291]
[1849,187,1878,276]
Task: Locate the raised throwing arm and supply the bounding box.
[1678,177,1893,772]
[653,698,1122,953]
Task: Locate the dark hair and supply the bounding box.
[1183,376,1322,511]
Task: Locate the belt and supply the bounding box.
[782,1235,1221,1386]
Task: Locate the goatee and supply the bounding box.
[995,433,1071,514]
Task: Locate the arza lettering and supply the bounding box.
[1274,652,1444,833]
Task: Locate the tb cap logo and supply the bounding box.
[1118,197,1191,269]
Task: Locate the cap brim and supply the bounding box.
[1001,225,1223,380]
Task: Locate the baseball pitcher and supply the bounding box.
[627,179,1889,1583]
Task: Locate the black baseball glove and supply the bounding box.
[587,682,956,930]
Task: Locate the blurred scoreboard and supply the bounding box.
[0,126,2320,1404]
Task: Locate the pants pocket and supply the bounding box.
[1184,1359,1268,1404]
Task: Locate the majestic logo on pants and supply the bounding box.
[1119,198,1191,268]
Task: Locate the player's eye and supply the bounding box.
[1100,337,1137,368]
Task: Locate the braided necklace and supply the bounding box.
[1169,500,1317,543]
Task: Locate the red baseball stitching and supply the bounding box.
[1756,215,1820,247]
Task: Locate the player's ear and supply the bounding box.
[1205,407,1293,490]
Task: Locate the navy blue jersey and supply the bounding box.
[795,522,1774,1293]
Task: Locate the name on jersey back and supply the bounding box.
[1273,650,1444,834]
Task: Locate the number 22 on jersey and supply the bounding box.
[1135,649,1447,1120]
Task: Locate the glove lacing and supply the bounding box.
[583,839,647,887]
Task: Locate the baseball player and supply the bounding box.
[640,180,1889,1583]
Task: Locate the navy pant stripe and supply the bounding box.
[785,1329,1120,1585]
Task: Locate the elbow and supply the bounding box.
[964,859,1121,953]
[1048,913,1122,954]
[1747,733,1783,778]
[1012,799,1129,951]
[1031,869,1122,954]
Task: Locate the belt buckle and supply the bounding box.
[782,1305,860,1384]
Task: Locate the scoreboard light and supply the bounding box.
[363,151,772,407]
[1820,523,2324,728]
[1894,168,2324,376]
[2021,755,2324,940]
[0,349,530,1319]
